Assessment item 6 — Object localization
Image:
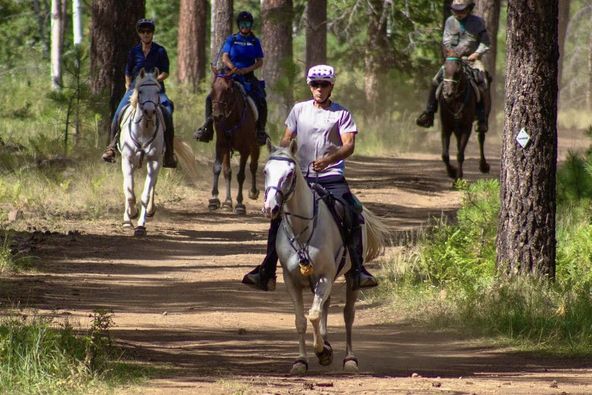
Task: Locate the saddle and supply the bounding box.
[233,81,259,121]
[309,182,363,247]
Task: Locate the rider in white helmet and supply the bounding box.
[242,64,378,292]
[416,0,491,133]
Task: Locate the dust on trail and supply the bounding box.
[3,132,592,394]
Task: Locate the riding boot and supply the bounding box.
[162,110,177,168]
[193,95,214,142]
[475,101,488,133]
[242,217,280,291]
[416,84,438,128]
[476,77,491,133]
[101,122,120,163]
[346,225,378,291]
[256,98,269,146]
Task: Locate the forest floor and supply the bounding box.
[2,127,592,394]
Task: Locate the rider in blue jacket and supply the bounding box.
[102,18,177,168]
[193,11,268,146]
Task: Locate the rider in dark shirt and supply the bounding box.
[101,18,177,168]
[193,11,268,146]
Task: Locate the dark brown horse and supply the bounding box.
[439,53,490,180]
[209,72,260,215]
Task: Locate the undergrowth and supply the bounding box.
[377,176,592,355]
[0,310,149,394]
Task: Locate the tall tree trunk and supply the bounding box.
[558,0,570,90]
[261,0,294,120]
[211,0,233,70]
[587,30,592,111]
[496,0,558,279]
[305,0,326,72]
[73,0,83,46]
[90,0,145,142]
[50,0,64,90]
[474,0,501,116]
[178,0,207,91]
[33,0,50,55]
[364,0,391,116]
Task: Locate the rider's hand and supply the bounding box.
[312,157,331,172]
[467,52,481,62]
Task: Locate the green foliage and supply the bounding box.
[379,172,592,354]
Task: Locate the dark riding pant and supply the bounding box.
[259,175,363,280]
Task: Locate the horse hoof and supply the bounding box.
[315,341,333,366]
[248,189,259,200]
[146,209,156,218]
[343,358,359,374]
[290,360,308,376]
[480,162,490,173]
[208,198,220,211]
[446,167,457,179]
[222,201,233,211]
[134,226,147,237]
[235,204,246,215]
[122,221,133,229]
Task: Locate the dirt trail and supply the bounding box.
[3,133,592,394]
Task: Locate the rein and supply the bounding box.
[441,60,473,120]
[213,76,249,138]
[125,80,162,166]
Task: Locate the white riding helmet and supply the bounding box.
[306,65,336,85]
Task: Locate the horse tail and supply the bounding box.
[363,207,391,262]
[174,138,201,186]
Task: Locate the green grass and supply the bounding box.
[376,178,592,355]
[0,311,150,394]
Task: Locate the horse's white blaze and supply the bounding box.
[263,160,294,218]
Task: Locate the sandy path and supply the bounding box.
[3,134,592,394]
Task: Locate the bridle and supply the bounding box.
[211,75,248,135]
[441,57,471,120]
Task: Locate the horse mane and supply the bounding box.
[130,72,161,107]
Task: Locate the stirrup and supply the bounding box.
[163,153,177,168]
[256,131,269,146]
[477,121,488,133]
[193,126,213,142]
[101,147,117,163]
[416,112,434,128]
[242,266,276,291]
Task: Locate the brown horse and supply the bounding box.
[439,53,490,180]
[208,72,260,215]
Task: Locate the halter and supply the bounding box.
[212,75,249,137]
[266,155,321,276]
[441,58,472,120]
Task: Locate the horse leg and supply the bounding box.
[248,147,260,200]
[222,150,233,210]
[343,278,360,374]
[478,129,490,173]
[441,126,457,179]
[121,159,136,228]
[135,160,160,236]
[315,296,333,367]
[209,150,222,211]
[456,128,470,180]
[309,277,333,361]
[235,153,247,215]
[284,277,308,376]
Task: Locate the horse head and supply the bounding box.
[441,51,468,102]
[211,74,236,120]
[131,68,161,125]
[263,140,299,219]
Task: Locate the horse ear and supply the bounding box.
[289,139,298,156]
[139,68,145,79]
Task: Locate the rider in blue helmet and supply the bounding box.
[101,18,177,168]
[193,11,268,146]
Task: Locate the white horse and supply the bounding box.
[262,140,390,375]
[116,69,199,236]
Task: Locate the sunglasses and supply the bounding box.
[310,81,331,88]
[238,22,253,29]
[138,29,153,34]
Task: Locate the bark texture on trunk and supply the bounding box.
[51,0,64,90]
[261,0,294,119]
[364,0,391,115]
[496,0,558,278]
[210,0,233,69]
[90,0,145,139]
[177,0,207,91]
[305,0,327,72]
